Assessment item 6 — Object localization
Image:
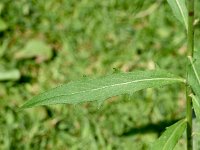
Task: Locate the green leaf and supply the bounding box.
[20,70,185,109]
[0,69,20,81]
[0,40,8,58]
[0,18,8,31]
[190,94,200,121]
[188,56,200,99]
[167,0,188,30]
[15,39,52,61]
[194,48,200,61]
[150,119,187,150]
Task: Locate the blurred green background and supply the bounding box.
[0,0,200,149]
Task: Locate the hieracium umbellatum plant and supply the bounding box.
[20,0,199,149]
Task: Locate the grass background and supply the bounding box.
[0,0,200,149]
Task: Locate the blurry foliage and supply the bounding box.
[14,39,52,62]
[0,0,200,149]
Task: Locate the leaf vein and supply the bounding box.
[60,78,184,96]
[33,78,184,105]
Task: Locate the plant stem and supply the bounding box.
[186,86,193,150]
[187,0,194,56]
[186,0,194,150]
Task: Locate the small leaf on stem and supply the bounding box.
[20,70,185,109]
[150,119,187,150]
[190,94,200,120]
[167,0,188,30]
[188,56,200,99]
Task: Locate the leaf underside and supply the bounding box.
[20,70,184,109]
[150,119,187,150]
[167,0,188,30]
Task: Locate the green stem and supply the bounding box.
[187,0,194,56]
[186,0,194,150]
[186,85,193,150]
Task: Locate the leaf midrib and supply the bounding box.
[31,77,184,102]
[65,78,184,95]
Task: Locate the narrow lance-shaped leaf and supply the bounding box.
[190,94,200,121]
[20,70,185,109]
[150,119,187,150]
[167,0,188,30]
[188,56,200,99]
